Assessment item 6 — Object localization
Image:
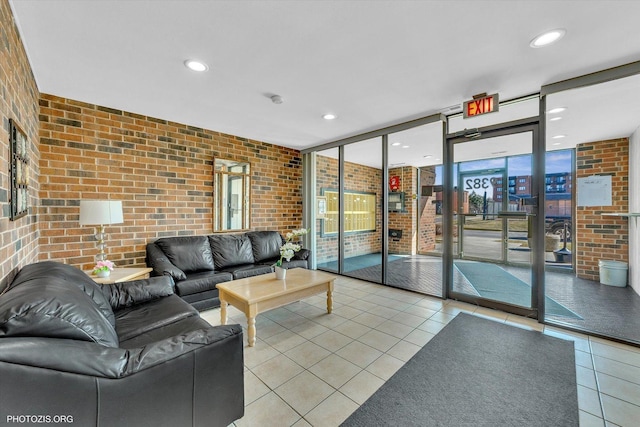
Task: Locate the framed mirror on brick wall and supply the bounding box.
[213,158,251,231]
[9,119,28,221]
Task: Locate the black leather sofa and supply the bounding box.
[146,231,310,311]
[0,261,244,427]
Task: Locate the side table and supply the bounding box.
[85,267,153,284]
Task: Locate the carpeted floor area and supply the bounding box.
[341,312,579,427]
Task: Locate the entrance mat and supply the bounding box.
[341,313,579,427]
[317,253,403,272]
[455,261,582,319]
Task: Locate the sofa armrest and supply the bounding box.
[0,324,243,379]
[293,248,311,261]
[102,276,175,310]
[122,324,242,375]
[146,242,187,281]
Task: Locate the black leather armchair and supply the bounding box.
[0,261,244,427]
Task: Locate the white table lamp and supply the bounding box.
[79,200,124,262]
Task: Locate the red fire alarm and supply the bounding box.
[389,176,400,191]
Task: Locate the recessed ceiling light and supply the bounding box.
[552,135,566,139]
[402,145,410,148]
[550,117,563,122]
[423,155,432,159]
[530,28,566,48]
[184,59,208,72]
[553,142,562,146]
[548,107,566,114]
[391,142,401,146]
[322,113,337,120]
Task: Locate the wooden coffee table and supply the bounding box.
[217,268,336,347]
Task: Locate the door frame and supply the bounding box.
[443,117,544,319]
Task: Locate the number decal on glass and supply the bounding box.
[465,177,491,190]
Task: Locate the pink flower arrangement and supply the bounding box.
[93,260,115,274]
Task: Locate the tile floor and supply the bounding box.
[199,275,640,427]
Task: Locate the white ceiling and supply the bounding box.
[9,0,640,161]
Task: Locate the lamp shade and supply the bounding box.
[79,200,123,225]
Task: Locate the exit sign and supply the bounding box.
[463,93,499,118]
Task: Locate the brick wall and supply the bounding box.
[344,161,382,257]
[386,166,438,254]
[315,154,339,264]
[0,0,40,288]
[418,166,437,253]
[315,155,381,264]
[575,138,629,281]
[630,127,639,293]
[315,157,438,262]
[38,94,302,270]
[388,166,416,254]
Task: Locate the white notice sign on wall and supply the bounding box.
[577,175,612,207]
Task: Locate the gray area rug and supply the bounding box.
[341,313,579,427]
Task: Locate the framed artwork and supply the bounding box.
[9,119,28,220]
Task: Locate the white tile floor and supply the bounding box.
[199,275,640,427]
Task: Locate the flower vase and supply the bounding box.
[274,266,286,280]
[96,270,111,278]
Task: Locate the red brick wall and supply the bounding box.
[315,154,338,263]
[315,155,381,263]
[418,166,437,253]
[0,0,40,287]
[388,167,416,254]
[575,138,629,281]
[315,158,438,261]
[344,161,382,256]
[38,94,302,270]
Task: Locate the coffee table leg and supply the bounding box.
[327,286,333,314]
[220,298,228,325]
[247,316,256,347]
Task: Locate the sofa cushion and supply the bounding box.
[114,294,198,342]
[173,271,233,297]
[155,236,215,273]
[180,290,220,311]
[10,261,116,328]
[0,279,119,347]
[209,234,255,269]
[219,264,274,280]
[246,231,283,263]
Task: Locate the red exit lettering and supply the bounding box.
[463,94,499,118]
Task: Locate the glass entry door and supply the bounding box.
[446,121,541,317]
[457,169,506,263]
